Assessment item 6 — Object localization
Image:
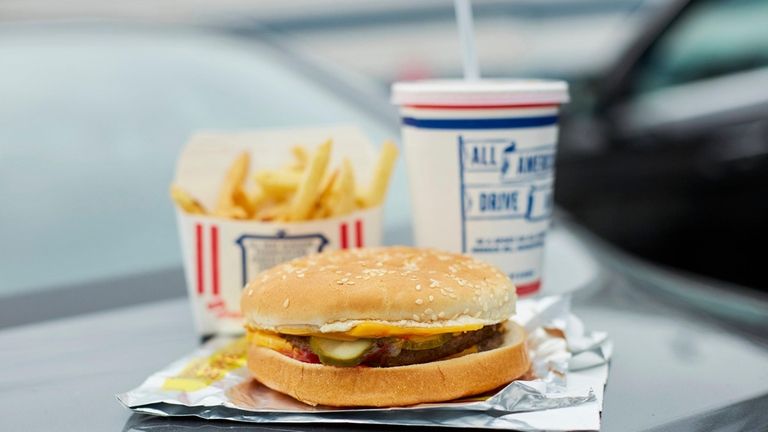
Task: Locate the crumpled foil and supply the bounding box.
[117,294,612,431]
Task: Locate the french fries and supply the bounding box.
[331,158,356,217]
[214,152,251,219]
[169,139,398,222]
[310,169,339,219]
[254,169,301,199]
[288,140,332,221]
[289,146,308,170]
[170,184,207,214]
[360,141,399,208]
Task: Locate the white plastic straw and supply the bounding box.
[454,0,481,80]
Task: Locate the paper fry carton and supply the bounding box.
[173,126,383,336]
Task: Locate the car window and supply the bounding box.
[0,25,400,298]
[632,0,768,94]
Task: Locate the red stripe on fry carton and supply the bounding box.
[340,223,349,249]
[355,220,364,248]
[211,225,220,296]
[195,223,204,295]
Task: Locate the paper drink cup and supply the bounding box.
[172,126,383,336]
[391,80,569,296]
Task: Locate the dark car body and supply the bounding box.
[556,0,768,289]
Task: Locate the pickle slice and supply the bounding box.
[309,337,373,366]
[402,334,450,350]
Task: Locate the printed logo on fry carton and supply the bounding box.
[237,231,329,288]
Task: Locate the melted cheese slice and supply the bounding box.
[249,330,293,351]
[273,322,484,339]
[346,322,484,337]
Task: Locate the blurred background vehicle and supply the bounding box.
[1,0,765,307]
[556,0,768,290]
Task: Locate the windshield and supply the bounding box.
[632,0,768,94]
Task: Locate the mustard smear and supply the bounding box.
[162,338,247,392]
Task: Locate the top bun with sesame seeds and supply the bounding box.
[241,246,517,333]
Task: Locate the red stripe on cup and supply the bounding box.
[210,225,220,296]
[355,220,363,248]
[516,280,541,296]
[195,223,204,295]
[406,103,560,110]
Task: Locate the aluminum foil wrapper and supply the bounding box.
[118,295,611,431]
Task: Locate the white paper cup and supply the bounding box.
[392,80,569,297]
[177,207,382,336]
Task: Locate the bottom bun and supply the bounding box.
[247,321,530,407]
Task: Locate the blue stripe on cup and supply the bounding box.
[402,116,558,129]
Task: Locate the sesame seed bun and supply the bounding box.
[240,247,517,333]
[247,320,530,407]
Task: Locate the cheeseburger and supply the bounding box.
[241,246,529,407]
